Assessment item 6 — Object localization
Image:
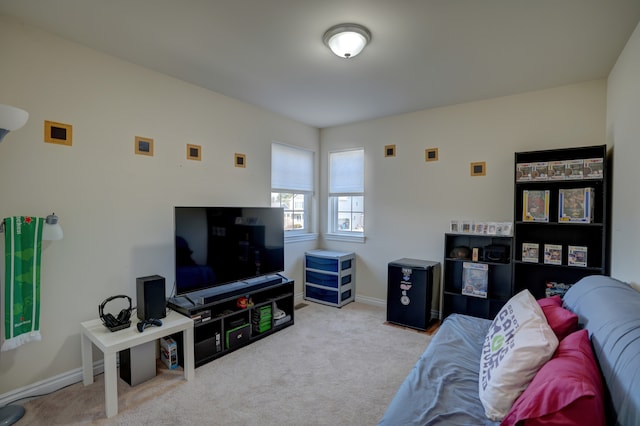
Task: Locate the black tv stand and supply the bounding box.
[168,276,294,367]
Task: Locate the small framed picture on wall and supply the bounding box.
[135,136,154,156]
[235,153,246,168]
[425,148,438,162]
[385,145,396,157]
[470,161,486,176]
[187,144,202,161]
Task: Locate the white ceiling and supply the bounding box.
[1,1,640,128]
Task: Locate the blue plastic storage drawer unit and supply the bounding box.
[304,250,355,308]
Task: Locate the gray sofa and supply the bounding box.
[379,275,640,425]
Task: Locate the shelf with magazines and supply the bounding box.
[513,145,610,299]
[442,233,513,320]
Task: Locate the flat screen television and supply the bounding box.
[174,206,284,295]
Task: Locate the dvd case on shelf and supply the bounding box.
[565,159,584,180]
[450,220,512,236]
[461,262,488,298]
[473,222,485,234]
[516,163,532,182]
[568,245,588,267]
[496,222,512,236]
[583,158,604,179]
[522,242,539,263]
[522,189,550,222]
[544,244,562,265]
[531,162,549,181]
[559,187,594,223]
[548,160,566,180]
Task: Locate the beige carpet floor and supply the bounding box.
[18,301,436,425]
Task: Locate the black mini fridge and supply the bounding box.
[387,258,441,331]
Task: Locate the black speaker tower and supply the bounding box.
[136,275,167,320]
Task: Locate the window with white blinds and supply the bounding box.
[328,148,364,238]
[272,143,313,192]
[329,148,364,195]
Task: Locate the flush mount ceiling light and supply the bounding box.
[323,23,371,59]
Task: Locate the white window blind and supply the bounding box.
[329,148,364,194]
[272,143,314,192]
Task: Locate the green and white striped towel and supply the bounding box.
[2,216,43,351]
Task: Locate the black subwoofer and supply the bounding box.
[136,275,167,320]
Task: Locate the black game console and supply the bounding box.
[136,275,167,320]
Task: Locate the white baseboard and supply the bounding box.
[0,360,104,406]
[299,291,441,318]
[297,292,387,309]
[354,294,386,307]
[1,294,440,407]
[356,295,441,319]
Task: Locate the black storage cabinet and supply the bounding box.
[387,258,441,331]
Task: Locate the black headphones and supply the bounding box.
[99,295,133,332]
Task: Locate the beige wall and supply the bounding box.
[0,16,319,396]
[320,81,607,303]
[607,21,640,286]
[2,11,632,402]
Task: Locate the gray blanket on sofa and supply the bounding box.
[378,314,499,426]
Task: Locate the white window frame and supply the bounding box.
[327,148,365,243]
[271,142,316,242]
[271,191,311,230]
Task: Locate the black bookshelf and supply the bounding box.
[513,145,610,298]
[442,233,513,319]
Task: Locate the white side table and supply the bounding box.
[80,309,194,418]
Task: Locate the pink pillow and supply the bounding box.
[538,295,562,307]
[501,329,605,426]
[538,297,578,341]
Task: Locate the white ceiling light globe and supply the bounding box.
[323,24,372,59]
